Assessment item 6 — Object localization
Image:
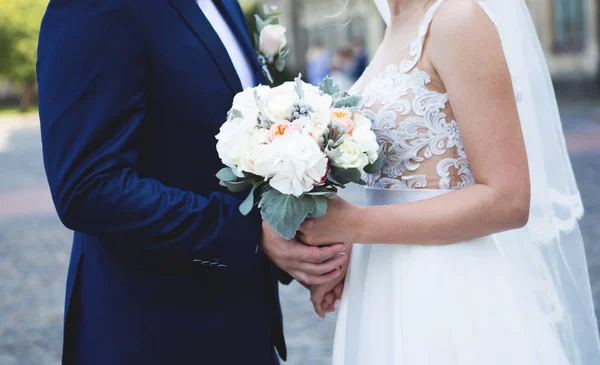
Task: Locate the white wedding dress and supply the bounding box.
[332,1,600,364]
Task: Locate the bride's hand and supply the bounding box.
[298,195,361,247]
[310,276,345,318]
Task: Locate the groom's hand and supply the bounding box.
[260,221,347,285]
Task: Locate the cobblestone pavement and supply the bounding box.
[0,103,599,365]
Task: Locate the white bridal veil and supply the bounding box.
[369,0,600,363]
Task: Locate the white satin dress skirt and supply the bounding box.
[332,188,570,365]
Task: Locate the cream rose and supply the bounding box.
[259,24,287,58]
[327,136,370,170]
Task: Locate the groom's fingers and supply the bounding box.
[297,267,341,286]
[297,253,347,276]
[296,243,345,264]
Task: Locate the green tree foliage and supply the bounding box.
[0,0,48,110]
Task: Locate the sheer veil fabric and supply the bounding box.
[362,0,600,363]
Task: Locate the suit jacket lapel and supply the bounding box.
[213,0,261,74]
[169,0,243,94]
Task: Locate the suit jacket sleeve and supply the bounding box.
[37,0,261,273]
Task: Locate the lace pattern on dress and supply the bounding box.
[355,0,475,191]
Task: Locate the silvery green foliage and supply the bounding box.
[253,90,273,129]
[332,95,362,109]
[259,188,329,240]
[294,74,304,99]
[319,77,341,96]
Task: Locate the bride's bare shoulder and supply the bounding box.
[427,0,503,65]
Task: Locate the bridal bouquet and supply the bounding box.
[216,75,383,239]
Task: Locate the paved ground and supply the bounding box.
[0,101,599,365]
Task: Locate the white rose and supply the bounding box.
[259,24,287,58]
[254,133,328,197]
[353,127,380,163]
[352,126,380,164]
[239,129,270,176]
[230,85,270,125]
[352,113,372,131]
[266,83,298,120]
[328,135,370,170]
[216,121,254,177]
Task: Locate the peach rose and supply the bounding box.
[268,120,296,142]
[330,108,355,134]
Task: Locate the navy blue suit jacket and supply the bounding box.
[37,1,289,364]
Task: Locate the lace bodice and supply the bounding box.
[352,0,475,190]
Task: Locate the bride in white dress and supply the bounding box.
[297,0,600,364]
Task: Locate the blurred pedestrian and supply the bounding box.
[351,38,368,80]
[330,47,356,92]
[306,39,331,85]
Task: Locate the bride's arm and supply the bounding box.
[299,2,530,246]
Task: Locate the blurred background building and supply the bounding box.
[241,0,599,89]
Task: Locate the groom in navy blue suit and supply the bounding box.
[37,1,347,364]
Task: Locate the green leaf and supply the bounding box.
[254,15,265,32]
[309,196,328,219]
[221,180,253,193]
[332,95,362,109]
[318,77,340,96]
[239,186,257,216]
[364,155,385,174]
[275,56,286,72]
[329,167,362,185]
[254,33,260,49]
[259,189,316,240]
[216,167,238,182]
[306,190,335,197]
[230,109,243,119]
[279,48,290,59]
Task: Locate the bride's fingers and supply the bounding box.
[333,281,344,299]
[311,289,328,318]
[323,291,336,309]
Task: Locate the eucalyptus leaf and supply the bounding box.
[221,180,253,193]
[306,191,334,197]
[332,95,362,109]
[259,189,315,240]
[255,15,265,32]
[319,76,340,96]
[239,186,256,216]
[275,57,286,72]
[216,167,238,182]
[279,48,290,59]
[230,109,243,119]
[329,167,362,185]
[364,155,385,174]
[309,196,328,219]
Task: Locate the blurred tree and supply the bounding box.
[0,0,48,111]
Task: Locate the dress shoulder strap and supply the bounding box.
[399,0,448,73]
